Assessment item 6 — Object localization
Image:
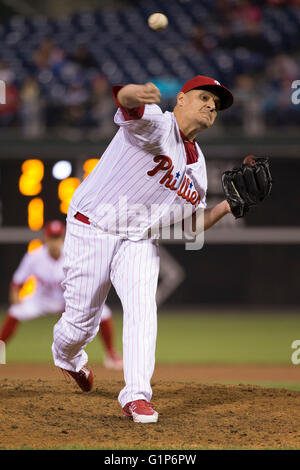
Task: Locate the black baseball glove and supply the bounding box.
[221,156,272,219]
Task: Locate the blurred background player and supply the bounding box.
[0,220,122,370]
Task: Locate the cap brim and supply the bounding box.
[194,85,234,110]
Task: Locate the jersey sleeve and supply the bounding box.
[12,252,34,286]
[112,86,171,150]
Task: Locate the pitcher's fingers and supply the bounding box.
[144,83,161,98]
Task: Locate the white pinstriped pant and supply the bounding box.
[52,213,159,408]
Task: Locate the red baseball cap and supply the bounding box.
[181,75,234,110]
[44,220,65,238]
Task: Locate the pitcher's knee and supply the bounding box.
[53,317,96,354]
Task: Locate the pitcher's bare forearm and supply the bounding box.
[117,83,161,108]
[204,200,231,231]
[188,200,230,236]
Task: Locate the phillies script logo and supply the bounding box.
[147,155,201,206]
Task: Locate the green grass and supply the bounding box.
[239,382,300,391]
[156,311,300,365]
[1,309,300,365]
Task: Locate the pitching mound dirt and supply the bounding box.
[0,364,300,449]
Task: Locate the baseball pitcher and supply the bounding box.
[51,76,271,423]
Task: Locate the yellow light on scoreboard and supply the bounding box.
[19,159,44,196]
[58,177,80,214]
[27,239,43,253]
[19,176,42,196]
[19,275,37,299]
[83,159,99,179]
[28,198,44,230]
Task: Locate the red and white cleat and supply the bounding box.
[103,352,123,371]
[123,400,158,423]
[62,365,94,392]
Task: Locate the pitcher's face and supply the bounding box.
[178,89,220,129]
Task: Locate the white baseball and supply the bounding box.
[148,13,168,31]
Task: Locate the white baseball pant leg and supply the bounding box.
[52,215,117,372]
[110,239,159,408]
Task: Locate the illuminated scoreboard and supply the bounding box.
[0,157,99,230]
[0,157,99,301]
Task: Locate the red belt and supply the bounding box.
[74,212,90,225]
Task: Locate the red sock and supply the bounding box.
[99,317,114,355]
[0,314,19,342]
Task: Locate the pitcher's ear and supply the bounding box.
[177,92,185,107]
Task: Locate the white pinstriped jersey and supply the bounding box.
[12,246,64,300]
[70,103,208,240]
